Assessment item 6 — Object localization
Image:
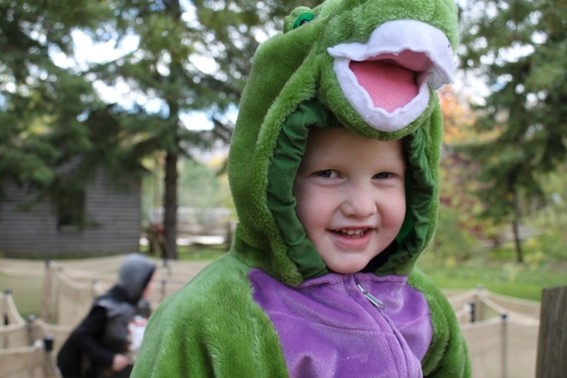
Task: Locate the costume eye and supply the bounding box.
[292,12,315,29]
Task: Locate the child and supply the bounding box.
[132,0,471,376]
[57,253,156,378]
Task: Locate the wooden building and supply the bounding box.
[0,169,141,258]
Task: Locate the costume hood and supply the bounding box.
[228,0,459,286]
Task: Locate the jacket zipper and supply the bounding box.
[354,277,385,309]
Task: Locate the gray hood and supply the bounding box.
[117,253,156,302]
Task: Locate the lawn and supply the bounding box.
[0,270,43,318]
[418,256,567,302]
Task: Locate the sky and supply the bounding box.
[51,29,230,132]
[48,3,501,133]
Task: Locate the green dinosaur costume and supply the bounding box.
[132,0,471,376]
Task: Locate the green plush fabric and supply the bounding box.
[228,0,459,284]
[409,269,472,377]
[131,254,289,376]
[132,0,470,376]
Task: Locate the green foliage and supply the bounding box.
[457,0,567,259]
[0,0,106,201]
[423,161,567,299]
[527,166,567,262]
[0,6,131,153]
[431,208,478,266]
[178,160,227,208]
[85,0,321,258]
[459,0,567,207]
[142,158,233,221]
[419,253,566,301]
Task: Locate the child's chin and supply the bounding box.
[326,260,370,274]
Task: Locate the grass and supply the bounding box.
[418,255,567,302]
[0,272,43,318]
[176,244,228,260]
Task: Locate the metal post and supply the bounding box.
[3,288,11,326]
[26,314,37,345]
[501,313,508,378]
[42,335,59,378]
[43,335,53,352]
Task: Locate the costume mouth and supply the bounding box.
[348,51,432,113]
[327,20,455,132]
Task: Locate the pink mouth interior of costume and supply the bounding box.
[349,51,432,113]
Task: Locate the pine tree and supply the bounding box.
[458,0,567,262]
[87,0,320,259]
[1,0,321,258]
[0,0,116,200]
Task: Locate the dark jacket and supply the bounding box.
[57,253,156,378]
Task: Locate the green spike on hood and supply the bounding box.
[228,0,459,286]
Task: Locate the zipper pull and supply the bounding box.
[355,281,385,309]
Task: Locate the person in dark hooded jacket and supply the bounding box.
[57,253,156,378]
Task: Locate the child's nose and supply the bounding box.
[341,184,378,218]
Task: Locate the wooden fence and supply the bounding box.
[1,257,551,378]
[536,285,567,378]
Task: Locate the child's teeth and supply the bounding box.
[342,229,364,236]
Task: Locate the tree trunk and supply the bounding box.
[511,191,524,263]
[163,150,178,260]
[161,0,182,261]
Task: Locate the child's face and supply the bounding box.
[293,127,406,274]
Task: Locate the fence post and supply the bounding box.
[469,301,476,323]
[41,259,52,322]
[500,313,508,378]
[536,285,567,378]
[476,285,485,321]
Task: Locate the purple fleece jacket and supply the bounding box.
[251,269,432,377]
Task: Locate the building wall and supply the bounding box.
[0,170,141,258]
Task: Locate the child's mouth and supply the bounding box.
[332,228,371,238]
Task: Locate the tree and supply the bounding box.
[1,0,320,259]
[458,0,567,263]
[434,87,491,263]
[0,0,127,203]
[86,0,319,259]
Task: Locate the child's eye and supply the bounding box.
[374,172,395,179]
[315,169,338,178]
